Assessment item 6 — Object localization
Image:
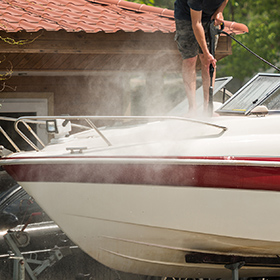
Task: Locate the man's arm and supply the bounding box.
[212,0,228,25]
[190,9,216,68]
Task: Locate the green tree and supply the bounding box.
[217,0,280,82]
[131,0,173,10]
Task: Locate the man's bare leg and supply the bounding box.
[182,56,198,116]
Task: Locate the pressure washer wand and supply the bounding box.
[208,63,214,115]
[208,21,223,116]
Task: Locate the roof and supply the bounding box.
[0,0,249,35]
[0,0,175,33]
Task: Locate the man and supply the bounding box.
[174,0,228,116]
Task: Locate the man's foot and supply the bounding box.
[185,108,197,118]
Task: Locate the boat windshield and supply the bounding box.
[217,73,280,115]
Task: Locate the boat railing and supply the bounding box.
[0,117,21,153]
[0,116,92,153]
[1,116,228,153]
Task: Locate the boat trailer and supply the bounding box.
[2,215,77,280]
[186,252,280,280]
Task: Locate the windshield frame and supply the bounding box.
[216,73,280,115]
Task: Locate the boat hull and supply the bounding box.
[3,113,280,277]
[2,74,280,277]
[17,180,280,278]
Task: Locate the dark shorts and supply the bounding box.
[175,19,219,60]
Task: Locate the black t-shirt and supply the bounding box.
[174,0,225,21]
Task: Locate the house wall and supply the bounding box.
[1,71,187,119]
[1,75,128,117]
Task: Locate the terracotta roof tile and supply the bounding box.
[0,0,176,33]
[0,0,248,35]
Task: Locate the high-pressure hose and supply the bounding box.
[220,30,280,72]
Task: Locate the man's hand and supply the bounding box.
[200,52,217,69]
[212,11,224,26]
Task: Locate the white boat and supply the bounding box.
[1,73,280,279]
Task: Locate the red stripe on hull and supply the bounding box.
[4,161,280,191]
